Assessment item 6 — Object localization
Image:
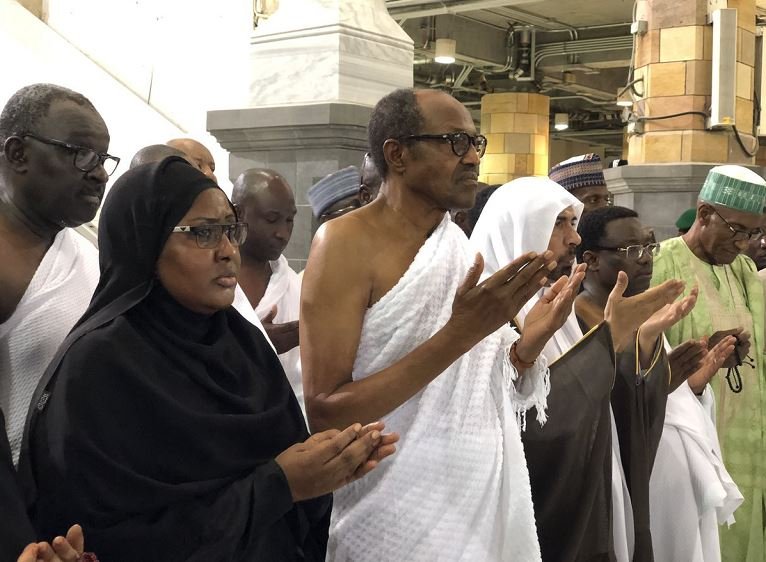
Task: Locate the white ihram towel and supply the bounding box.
[0,229,99,465]
[327,214,548,562]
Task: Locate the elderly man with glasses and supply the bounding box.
[649,165,766,562]
[0,83,117,559]
[300,88,586,561]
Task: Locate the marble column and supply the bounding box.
[479,92,550,185]
[208,0,413,268]
[606,0,762,241]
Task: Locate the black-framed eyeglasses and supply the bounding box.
[711,207,763,241]
[593,242,661,261]
[20,132,121,176]
[171,222,248,249]
[400,132,487,158]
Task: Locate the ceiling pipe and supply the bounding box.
[535,36,634,66]
[550,95,619,106]
[388,0,539,19]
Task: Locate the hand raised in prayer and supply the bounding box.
[638,285,698,347]
[709,328,750,368]
[686,335,736,394]
[448,252,556,351]
[515,263,587,365]
[667,338,707,392]
[262,306,300,354]
[276,422,397,502]
[17,524,96,562]
[604,272,685,352]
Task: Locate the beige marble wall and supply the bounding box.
[629,0,757,164]
[479,92,550,185]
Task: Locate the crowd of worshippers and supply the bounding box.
[1,83,765,562]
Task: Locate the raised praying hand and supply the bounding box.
[667,338,707,392]
[276,421,398,502]
[709,328,751,368]
[604,272,685,352]
[516,263,587,364]
[685,335,737,394]
[447,251,556,351]
[17,524,97,562]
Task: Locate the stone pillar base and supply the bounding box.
[208,103,370,269]
[604,162,765,241]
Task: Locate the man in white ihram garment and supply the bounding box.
[231,168,303,409]
[470,177,694,562]
[0,84,116,466]
[299,88,596,561]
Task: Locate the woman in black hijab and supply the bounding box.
[19,157,395,562]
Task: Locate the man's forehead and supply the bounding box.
[603,216,646,242]
[416,90,474,132]
[717,205,762,228]
[39,99,108,139]
[557,206,578,219]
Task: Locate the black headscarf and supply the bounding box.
[18,157,330,561]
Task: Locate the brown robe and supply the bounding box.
[522,323,617,561]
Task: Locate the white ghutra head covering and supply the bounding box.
[469,176,585,361]
[470,176,584,281]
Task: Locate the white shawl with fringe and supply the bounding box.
[0,228,99,465]
[327,214,548,562]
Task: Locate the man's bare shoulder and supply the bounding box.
[313,205,387,257]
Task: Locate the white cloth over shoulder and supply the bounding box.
[0,228,99,465]
[470,177,634,561]
[234,255,303,410]
[328,214,548,562]
[650,382,743,562]
[232,286,273,352]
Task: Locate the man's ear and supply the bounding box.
[383,138,406,176]
[582,250,599,272]
[697,203,713,226]
[2,136,29,173]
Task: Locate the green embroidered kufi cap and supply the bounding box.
[699,165,766,214]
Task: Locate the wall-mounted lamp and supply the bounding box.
[554,113,569,131]
[435,38,456,64]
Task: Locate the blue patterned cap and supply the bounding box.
[548,153,606,192]
[308,166,360,217]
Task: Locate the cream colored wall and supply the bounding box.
[2,0,253,192]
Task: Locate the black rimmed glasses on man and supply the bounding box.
[710,207,764,241]
[20,132,121,176]
[172,223,248,249]
[593,242,661,261]
[400,132,488,158]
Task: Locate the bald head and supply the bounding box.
[167,138,216,182]
[129,144,192,169]
[232,168,296,262]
